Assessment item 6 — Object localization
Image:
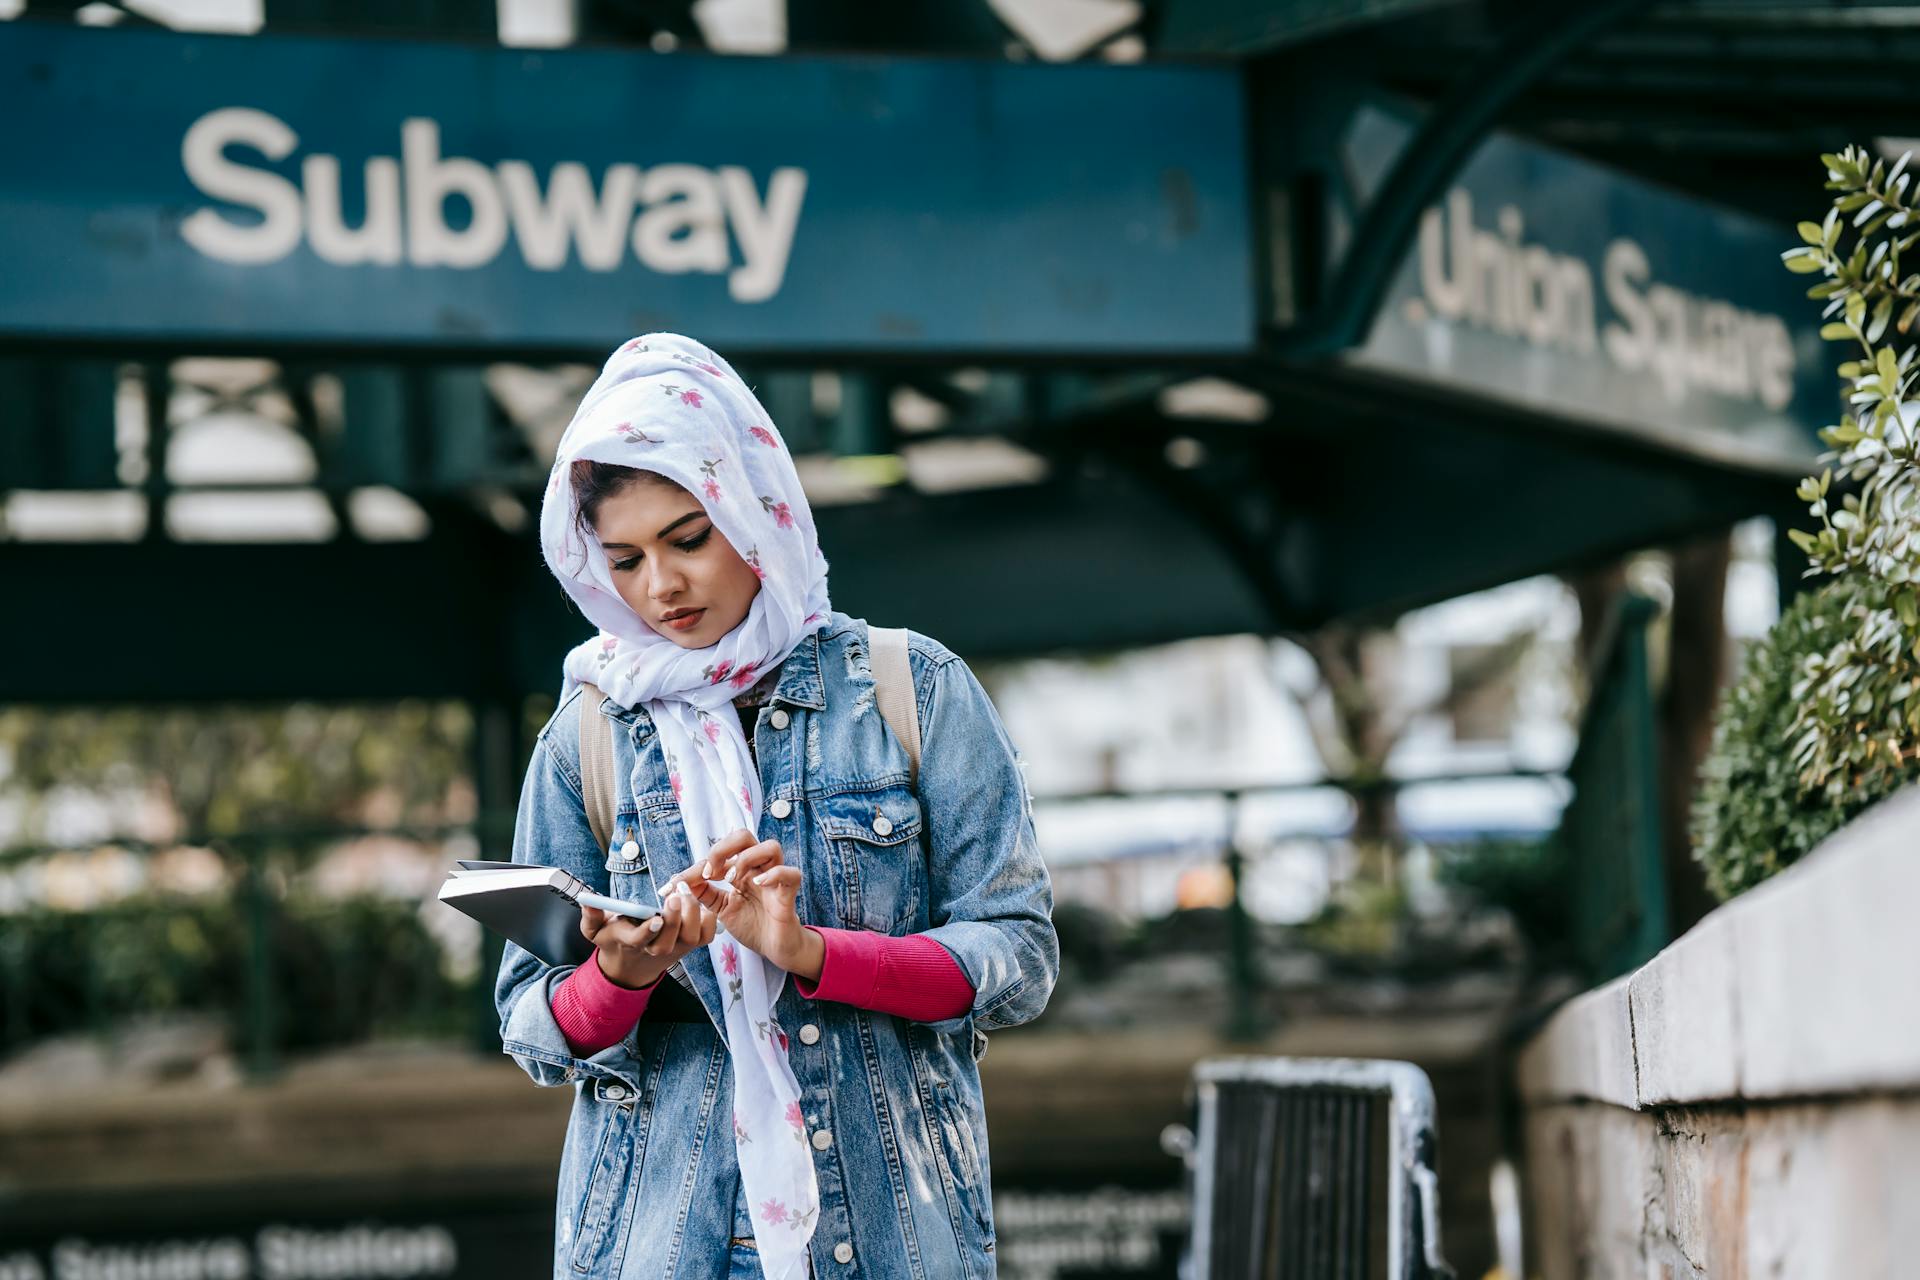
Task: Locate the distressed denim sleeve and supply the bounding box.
[493,711,647,1092]
[914,648,1060,1041]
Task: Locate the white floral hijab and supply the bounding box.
[539,332,828,1276]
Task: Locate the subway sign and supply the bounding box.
[177,109,807,305]
[1347,104,1829,466]
[0,23,1253,357]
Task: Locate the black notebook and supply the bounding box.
[438,861,656,968]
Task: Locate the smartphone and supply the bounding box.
[575,890,659,921]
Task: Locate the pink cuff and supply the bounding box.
[793,926,976,1022]
[552,953,657,1056]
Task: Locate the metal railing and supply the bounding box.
[0,819,510,1079]
[1555,593,1669,982]
[0,765,1573,1074]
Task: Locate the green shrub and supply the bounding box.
[1436,836,1570,962]
[0,891,468,1055]
[1692,575,1920,900]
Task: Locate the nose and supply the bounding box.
[647,562,687,601]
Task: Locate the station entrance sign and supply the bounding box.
[0,24,1253,358]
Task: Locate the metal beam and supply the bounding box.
[1275,0,1660,358]
[1149,0,1468,55]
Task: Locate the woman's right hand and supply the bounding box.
[580,891,717,990]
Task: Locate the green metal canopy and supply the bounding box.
[0,0,1851,703]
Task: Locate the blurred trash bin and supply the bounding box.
[1163,1057,1454,1280]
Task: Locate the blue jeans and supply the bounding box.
[727,1168,762,1279]
[726,1166,818,1279]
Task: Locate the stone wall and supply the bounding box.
[1517,786,1920,1279]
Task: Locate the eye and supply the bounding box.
[609,527,709,573]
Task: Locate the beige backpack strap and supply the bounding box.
[576,681,616,854]
[868,625,922,788]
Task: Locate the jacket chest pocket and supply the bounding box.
[605,808,658,903]
[815,783,923,935]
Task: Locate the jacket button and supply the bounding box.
[769,709,791,730]
[619,840,640,861]
[769,798,792,820]
[799,1023,820,1045]
[811,1128,833,1150]
[871,814,893,837]
[600,1083,628,1101]
[833,1242,853,1265]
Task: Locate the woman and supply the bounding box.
[493,332,1059,1280]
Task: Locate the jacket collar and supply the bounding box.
[769,627,827,710]
[594,626,826,724]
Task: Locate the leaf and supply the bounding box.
[1879,346,1900,381]
[1784,249,1826,274]
[1821,321,1855,340]
[1798,220,1826,245]
[1870,295,1895,343]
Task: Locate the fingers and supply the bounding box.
[590,896,669,955]
[587,882,726,965]
[672,890,710,951]
[682,875,726,912]
[671,862,725,906]
[751,866,803,906]
[645,895,686,954]
[725,841,785,883]
[701,828,757,880]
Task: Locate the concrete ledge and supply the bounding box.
[1516,976,1637,1108]
[1525,1096,1920,1279]
[1519,784,1920,1109]
[1632,908,1740,1104]
[1519,785,1920,1279]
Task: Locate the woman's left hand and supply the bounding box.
[673,829,819,978]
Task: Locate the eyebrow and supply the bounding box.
[600,511,705,549]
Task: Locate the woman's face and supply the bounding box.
[593,477,762,648]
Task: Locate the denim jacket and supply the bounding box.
[494,612,1059,1279]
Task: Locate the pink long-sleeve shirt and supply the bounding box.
[552,925,975,1056]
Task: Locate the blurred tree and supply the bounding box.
[0,702,475,847]
[1271,622,1535,891]
[1660,532,1733,933]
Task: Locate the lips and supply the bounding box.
[664,608,706,631]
